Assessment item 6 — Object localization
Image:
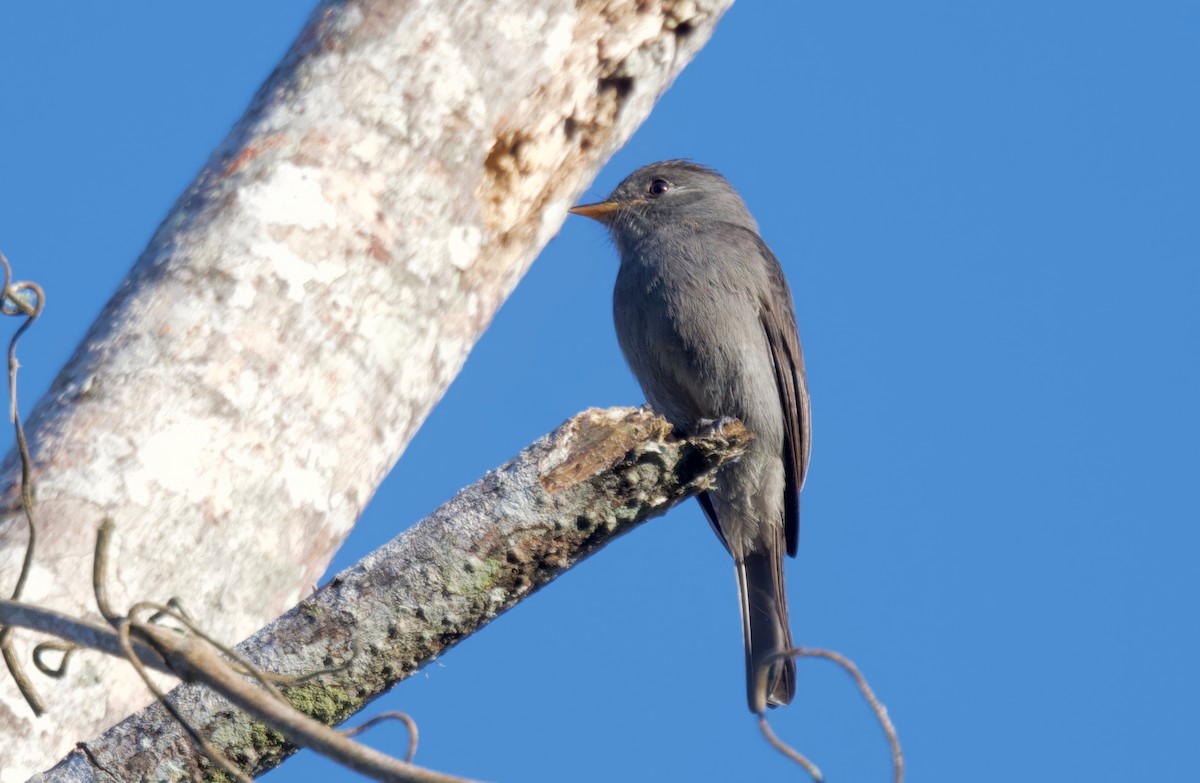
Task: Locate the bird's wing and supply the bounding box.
[754,236,811,558]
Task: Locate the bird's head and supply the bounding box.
[569,160,758,242]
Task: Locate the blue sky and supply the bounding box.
[2,3,1198,782]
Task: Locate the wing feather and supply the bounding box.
[754,237,811,557]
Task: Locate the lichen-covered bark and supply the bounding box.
[37,408,748,781]
[0,1,733,777]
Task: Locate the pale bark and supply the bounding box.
[29,408,747,781]
[0,0,734,778]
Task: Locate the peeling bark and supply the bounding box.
[35,408,748,781]
[0,0,734,777]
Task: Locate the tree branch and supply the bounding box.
[34,408,748,781]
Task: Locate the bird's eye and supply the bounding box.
[648,178,671,196]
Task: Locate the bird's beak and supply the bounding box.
[568,200,622,222]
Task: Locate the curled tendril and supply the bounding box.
[32,641,78,677]
[342,711,420,763]
[0,249,46,715]
[757,647,904,783]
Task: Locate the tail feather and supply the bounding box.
[736,542,795,713]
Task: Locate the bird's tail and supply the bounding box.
[736,536,796,713]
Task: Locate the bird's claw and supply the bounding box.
[694,416,740,439]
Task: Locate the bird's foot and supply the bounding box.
[694,416,742,439]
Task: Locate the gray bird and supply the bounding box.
[569,160,811,713]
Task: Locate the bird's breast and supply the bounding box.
[612,238,783,447]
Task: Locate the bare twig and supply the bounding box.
[758,713,825,782]
[343,712,420,763]
[758,647,903,783]
[91,518,121,624]
[121,607,255,782]
[0,600,173,673]
[135,617,477,783]
[31,640,75,678]
[0,249,46,714]
[95,511,475,783]
[91,517,251,780]
[0,594,440,781]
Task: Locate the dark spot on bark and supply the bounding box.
[564,116,577,139]
[674,20,694,38]
[675,447,708,481]
[599,75,634,100]
[481,128,536,230]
